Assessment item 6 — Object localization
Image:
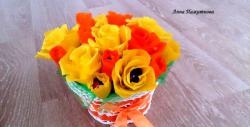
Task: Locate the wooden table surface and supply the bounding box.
[1,0,250,127]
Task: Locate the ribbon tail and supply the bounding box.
[127,110,154,127]
[113,111,128,127]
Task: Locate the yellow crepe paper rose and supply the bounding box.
[89,15,131,52]
[90,73,111,99]
[127,17,172,42]
[35,24,80,59]
[112,49,156,98]
[59,44,101,85]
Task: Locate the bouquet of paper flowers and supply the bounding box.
[35,11,180,127]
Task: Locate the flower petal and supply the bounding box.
[89,73,111,98]
[107,11,132,26]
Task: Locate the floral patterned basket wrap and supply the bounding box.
[35,11,180,127]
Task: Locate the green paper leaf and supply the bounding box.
[157,61,175,85]
[167,61,175,68]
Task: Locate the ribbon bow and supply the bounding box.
[100,94,154,127]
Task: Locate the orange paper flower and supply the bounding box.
[76,12,95,43]
[101,50,120,77]
[107,11,132,26]
[49,45,67,64]
[128,25,166,56]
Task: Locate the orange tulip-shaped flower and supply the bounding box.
[76,12,95,43]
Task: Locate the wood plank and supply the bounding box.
[0,0,43,126]
[0,42,42,127]
[212,89,250,127]
[0,0,33,44]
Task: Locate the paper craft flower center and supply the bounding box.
[130,68,143,83]
[93,78,104,89]
[107,56,112,60]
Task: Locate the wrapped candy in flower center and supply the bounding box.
[93,77,103,89]
[130,68,142,83]
[35,11,180,126]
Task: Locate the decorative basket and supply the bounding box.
[36,11,180,127]
[64,61,174,125]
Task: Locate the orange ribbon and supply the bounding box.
[100,94,154,127]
